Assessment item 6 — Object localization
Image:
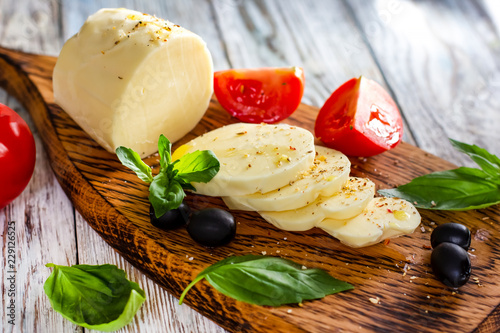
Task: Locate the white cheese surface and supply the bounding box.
[180,123,316,196]
[317,197,421,247]
[223,146,350,211]
[53,8,213,157]
[259,177,375,231]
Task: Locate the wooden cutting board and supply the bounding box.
[1,46,499,333]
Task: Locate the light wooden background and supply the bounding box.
[1,0,499,332]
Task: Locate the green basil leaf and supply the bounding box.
[158,134,172,171]
[177,179,197,192]
[378,167,500,210]
[116,136,220,217]
[149,172,185,217]
[450,138,500,182]
[173,150,220,184]
[44,263,145,332]
[179,255,353,306]
[115,146,153,183]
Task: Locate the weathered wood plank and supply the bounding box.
[345,0,500,166]
[0,88,80,333]
[0,0,61,55]
[0,1,79,332]
[483,0,500,34]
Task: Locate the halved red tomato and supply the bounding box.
[315,76,403,157]
[0,103,36,209]
[214,67,305,123]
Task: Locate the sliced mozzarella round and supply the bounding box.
[259,177,375,231]
[53,8,213,157]
[180,123,315,196]
[317,197,421,248]
[223,146,350,212]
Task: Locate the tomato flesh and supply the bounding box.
[0,104,36,209]
[315,76,403,156]
[214,67,305,123]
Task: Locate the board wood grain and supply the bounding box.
[1,46,499,333]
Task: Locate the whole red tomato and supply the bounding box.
[0,104,36,209]
[214,67,305,123]
[315,76,403,156]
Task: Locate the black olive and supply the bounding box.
[149,203,191,230]
[187,208,236,247]
[431,242,471,288]
[431,223,471,250]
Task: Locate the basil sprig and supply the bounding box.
[379,139,500,210]
[44,264,146,332]
[116,135,220,218]
[179,255,353,306]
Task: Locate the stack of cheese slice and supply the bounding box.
[178,123,421,248]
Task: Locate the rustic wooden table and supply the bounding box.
[1,0,499,332]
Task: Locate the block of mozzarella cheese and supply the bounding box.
[317,197,421,248]
[53,8,213,157]
[177,123,316,196]
[259,177,375,231]
[223,146,350,211]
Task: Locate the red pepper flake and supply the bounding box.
[423,245,432,250]
[387,208,393,213]
[289,146,296,150]
[383,239,390,246]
